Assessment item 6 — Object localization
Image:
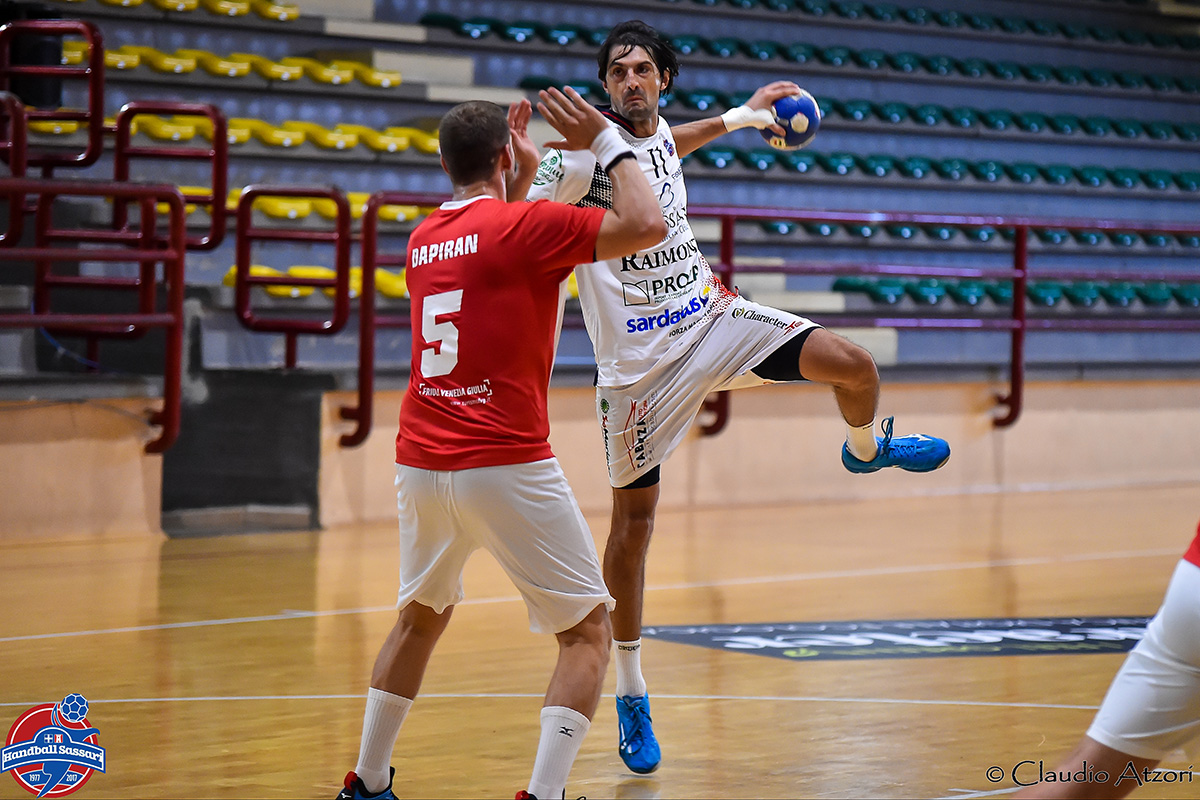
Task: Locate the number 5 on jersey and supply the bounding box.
[420,290,462,378]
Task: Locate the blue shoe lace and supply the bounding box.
[617,695,661,774]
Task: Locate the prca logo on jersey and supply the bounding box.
[622,264,701,306]
[624,285,711,334]
[2,694,105,797]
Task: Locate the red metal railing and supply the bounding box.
[233,185,352,368]
[112,101,228,250]
[0,178,188,453]
[691,205,1200,434]
[0,20,105,175]
[0,89,26,245]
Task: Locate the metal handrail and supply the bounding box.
[0,178,188,453]
[0,90,26,245]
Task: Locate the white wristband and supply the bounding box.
[589,126,633,172]
[720,105,776,131]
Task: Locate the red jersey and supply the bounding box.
[395,195,605,471]
[1184,519,1200,568]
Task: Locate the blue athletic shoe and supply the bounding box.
[841,416,950,474]
[617,694,661,774]
[336,768,396,800]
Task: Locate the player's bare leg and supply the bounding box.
[1013,736,1159,800]
[604,481,662,773]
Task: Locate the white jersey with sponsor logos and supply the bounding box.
[528,112,731,387]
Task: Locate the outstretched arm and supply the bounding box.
[505,98,542,202]
[671,80,802,157]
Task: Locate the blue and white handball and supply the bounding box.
[759,89,821,151]
[59,693,89,723]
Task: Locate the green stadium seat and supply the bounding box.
[906,279,947,305]
[694,146,737,168]
[885,224,917,239]
[1064,282,1101,307]
[1142,234,1172,248]
[784,42,817,63]
[845,223,877,239]
[1028,281,1065,307]
[911,104,944,126]
[1116,72,1146,90]
[1029,19,1059,37]
[1178,77,1200,94]
[741,40,781,60]
[1075,166,1109,188]
[875,102,909,123]
[922,54,956,75]
[934,9,963,27]
[1054,66,1086,86]
[1089,25,1120,43]
[1021,64,1055,83]
[1034,228,1070,245]
[1101,282,1138,307]
[1136,283,1172,307]
[726,90,753,107]
[964,13,996,31]
[1082,117,1114,136]
[677,88,727,111]
[957,58,988,78]
[947,107,978,128]
[1177,124,1200,143]
[1119,28,1149,46]
[969,160,1005,182]
[989,61,1022,80]
[1015,112,1049,133]
[1174,172,1200,191]
[703,37,741,57]
[805,222,839,237]
[761,220,798,235]
[459,16,502,38]
[963,226,999,243]
[947,280,988,306]
[583,28,608,47]
[1139,173,1182,196]
[853,48,888,69]
[1085,69,1117,88]
[817,152,857,175]
[1049,114,1082,135]
[834,1,868,19]
[1006,163,1039,184]
[1108,232,1139,247]
[1143,121,1174,140]
[923,225,957,241]
[898,155,933,179]
[998,16,1029,34]
[801,0,831,15]
[858,154,896,177]
[1071,230,1106,246]
[1109,168,1142,189]
[725,0,758,7]
[986,281,1014,305]
[813,96,836,117]
[500,21,541,42]
[902,5,932,24]
[866,279,906,304]
[1177,234,1200,248]
[1173,284,1200,307]
[868,2,900,22]
[777,151,818,173]
[819,46,852,66]
[934,158,969,180]
[1041,164,1074,185]
[832,276,869,293]
[1146,73,1177,92]
[1058,22,1089,40]
[541,24,587,46]
[736,148,778,171]
[670,35,702,55]
[982,110,1015,130]
[838,99,873,121]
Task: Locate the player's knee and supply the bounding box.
[837,340,878,392]
[398,601,452,639]
[559,605,613,656]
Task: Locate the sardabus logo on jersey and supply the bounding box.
[2,694,105,796]
[642,617,1152,661]
[624,285,711,335]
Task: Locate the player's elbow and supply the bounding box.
[634,215,668,249]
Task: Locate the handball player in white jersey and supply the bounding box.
[336,89,666,800]
[1015,519,1200,799]
[525,19,951,774]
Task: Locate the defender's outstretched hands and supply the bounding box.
[537,86,609,151]
[506,98,541,175]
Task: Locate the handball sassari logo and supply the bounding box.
[2,694,105,796]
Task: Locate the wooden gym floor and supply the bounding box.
[3,482,1199,799]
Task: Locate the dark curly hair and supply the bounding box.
[596,20,679,95]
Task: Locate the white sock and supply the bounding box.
[846,419,878,461]
[614,638,647,698]
[354,688,412,794]
[527,706,591,800]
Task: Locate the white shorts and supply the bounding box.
[1087,559,1200,760]
[394,459,615,635]
[596,295,820,487]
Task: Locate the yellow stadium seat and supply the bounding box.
[256,196,313,220]
[250,0,300,21]
[287,265,336,296]
[175,49,251,78]
[330,60,402,89]
[229,52,303,82]
[378,204,420,222]
[277,57,352,85]
[138,115,197,142]
[374,268,408,298]
[98,0,145,8]
[103,116,140,135]
[64,41,140,69]
[105,50,141,70]
[27,120,79,135]
[566,271,580,299]
[201,0,249,16]
[230,117,305,148]
[150,0,200,11]
[221,264,310,298]
[311,192,369,220]
[117,46,196,74]
[384,126,438,154]
[60,44,83,66]
[280,121,358,150]
[332,124,409,153]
